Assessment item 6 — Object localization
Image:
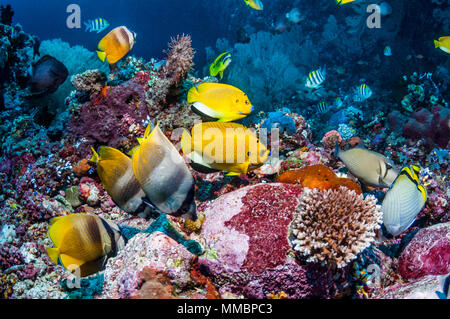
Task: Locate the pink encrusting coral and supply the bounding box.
[398,222,450,280]
[290,187,383,268]
[198,183,336,298]
[101,232,195,299]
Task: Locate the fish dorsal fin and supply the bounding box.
[143,123,153,139]
[180,129,192,155]
[90,147,100,163]
[96,146,132,196]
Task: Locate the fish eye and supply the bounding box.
[236,99,239,103]
[247,151,251,156]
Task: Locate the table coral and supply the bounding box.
[290,187,382,268]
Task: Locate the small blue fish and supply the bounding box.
[384,46,392,56]
[84,18,110,34]
[316,101,331,114]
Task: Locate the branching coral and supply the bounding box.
[290,187,382,268]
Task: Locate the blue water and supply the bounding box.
[8,0,228,66]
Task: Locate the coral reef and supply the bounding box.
[290,187,383,268]
[197,183,337,298]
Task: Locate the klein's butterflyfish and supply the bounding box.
[97,26,136,64]
[131,124,197,221]
[46,213,125,277]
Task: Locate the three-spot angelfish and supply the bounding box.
[381,165,427,236]
[353,84,373,102]
[434,36,450,54]
[306,66,326,89]
[187,83,254,122]
[84,18,110,34]
[181,122,270,176]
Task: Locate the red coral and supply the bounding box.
[224,184,302,275]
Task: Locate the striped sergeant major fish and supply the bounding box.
[306,66,326,89]
[316,101,331,114]
[85,18,110,34]
[353,84,373,102]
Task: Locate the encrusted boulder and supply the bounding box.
[198,183,335,298]
[398,222,450,280]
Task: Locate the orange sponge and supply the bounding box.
[278,164,362,194]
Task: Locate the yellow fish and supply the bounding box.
[97,26,136,64]
[209,52,232,79]
[244,0,263,10]
[90,146,148,216]
[434,36,450,54]
[181,122,270,176]
[132,124,197,221]
[46,213,125,277]
[187,83,254,122]
[336,0,356,5]
[382,165,427,236]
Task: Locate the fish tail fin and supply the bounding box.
[434,40,440,48]
[89,147,99,163]
[180,129,192,155]
[219,70,224,79]
[187,86,199,103]
[46,246,60,265]
[84,21,91,32]
[97,50,107,63]
[334,141,341,158]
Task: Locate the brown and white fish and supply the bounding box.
[96,26,136,64]
[132,124,197,221]
[335,142,399,188]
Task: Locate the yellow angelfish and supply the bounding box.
[132,123,197,221]
[244,0,263,10]
[336,0,356,5]
[434,36,450,54]
[382,165,427,236]
[97,26,137,64]
[209,52,232,79]
[187,83,254,122]
[181,122,270,176]
[90,146,148,216]
[46,213,125,277]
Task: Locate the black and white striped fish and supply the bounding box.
[353,84,373,102]
[306,66,326,89]
[316,101,331,114]
[84,18,110,34]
